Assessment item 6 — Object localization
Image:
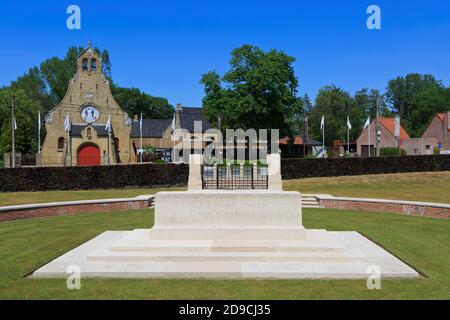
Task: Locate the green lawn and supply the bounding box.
[1,171,449,207]
[0,186,186,206]
[0,208,448,300]
[284,171,450,204]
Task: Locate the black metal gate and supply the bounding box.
[201,164,268,190]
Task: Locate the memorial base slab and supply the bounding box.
[32,229,418,279]
[32,191,419,279]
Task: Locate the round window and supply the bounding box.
[80,105,99,123]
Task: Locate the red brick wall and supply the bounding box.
[0,200,151,223]
[320,199,450,219]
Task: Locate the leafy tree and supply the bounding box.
[200,45,302,137]
[303,94,313,114]
[111,87,174,119]
[386,73,448,136]
[9,67,52,112]
[40,46,83,104]
[0,89,41,154]
[354,88,390,120]
[308,85,360,146]
[409,86,450,136]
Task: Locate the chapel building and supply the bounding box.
[41,43,136,166]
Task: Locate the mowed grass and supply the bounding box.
[285,171,450,204]
[0,186,186,206]
[1,171,449,207]
[0,208,448,300]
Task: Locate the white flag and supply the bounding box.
[363,116,370,130]
[64,115,71,132]
[320,115,325,130]
[171,114,176,131]
[347,116,352,130]
[38,111,41,129]
[13,116,17,130]
[139,113,143,133]
[105,115,111,133]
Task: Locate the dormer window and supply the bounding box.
[91,59,97,72]
[82,58,88,71]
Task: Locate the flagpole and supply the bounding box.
[347,127,350,156]
[368,117,371,158]
[172,114,176,163]
[64,115,71,167]
[108,124,111,165]
[140,113,143,164]
[68,124,71,167]
[322,117,325,158]
[11,95,16,168]
[38,111,41,154]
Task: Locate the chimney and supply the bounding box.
[176,103,183,111]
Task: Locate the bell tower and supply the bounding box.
[76,41,102,74]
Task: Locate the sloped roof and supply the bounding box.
[71,124,109,137]
[279,136,322,146]
[380,117,410,139]
[76,42,101,60]
[131,119,172,138]
[436,112,450,132]
[178,107,211,132]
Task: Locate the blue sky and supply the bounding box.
[0,0,449,107]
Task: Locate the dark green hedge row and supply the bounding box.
[1,155,449,192]
[281,155,450,180]
[0,163,189,192]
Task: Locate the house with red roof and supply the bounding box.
[356,117,438,156]
[279,136,322,158]
[422,112,450,152]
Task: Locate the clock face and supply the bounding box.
[80,105,99,123]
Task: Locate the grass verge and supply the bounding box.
[0,208,448,300]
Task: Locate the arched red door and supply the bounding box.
[78,144,101,166]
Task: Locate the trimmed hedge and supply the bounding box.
[281,155,450,180]
[0,155,449,192]
[0,163,189,192]
[380,147,407,157]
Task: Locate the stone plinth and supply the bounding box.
[152,190,304,240]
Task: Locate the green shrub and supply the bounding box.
[434,147,441,155]
[380,147,407,156]
[281,155,450,180]
[143,144,156,154]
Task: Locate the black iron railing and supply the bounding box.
[201,164,268,190]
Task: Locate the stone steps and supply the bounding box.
[110,239,345,253]
[87,249,364,263]
[302,195,322,208]
[31,230,420,279]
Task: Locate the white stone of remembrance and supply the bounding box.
[152,190,304,240]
